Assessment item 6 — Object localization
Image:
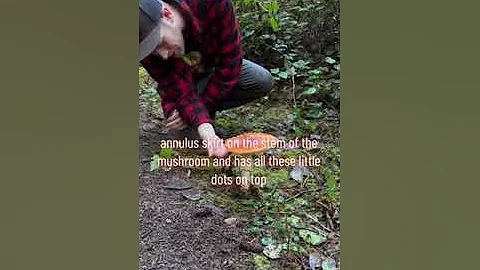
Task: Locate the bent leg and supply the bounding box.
[216,59,273,111]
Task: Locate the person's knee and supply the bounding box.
[239,59,274,97]
[255,67,274,95]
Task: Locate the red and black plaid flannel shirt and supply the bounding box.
[140,0,243,128]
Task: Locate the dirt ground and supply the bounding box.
[139,103,263,270]
[138,84,340,269]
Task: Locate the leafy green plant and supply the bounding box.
[234,0,340,135]
[298,229,327,245]
[140,1,340,268]
[149,148,174,172]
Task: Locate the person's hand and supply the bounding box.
[198,123,229,158]
[165,110,187,131]
[205,136,229,158]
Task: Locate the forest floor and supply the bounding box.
[138,68,340,270]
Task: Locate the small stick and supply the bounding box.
[326,211,335,231]
[303,212,335,234]
[285,190,307,202]
[317,200,330,210]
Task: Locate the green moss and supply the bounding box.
[250,167,290,187]
[277,149,311,159]
[214,104,292,134]
[139,67,154,90]
[252,254,271,270]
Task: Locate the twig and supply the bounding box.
[272,211,299,215]
[317,200,330,210]
[303,212,336,235]
[292,70,296,108]
[320,96,338,111]
[140,229,153,238]
[326,211,335,231]
[310,224,330,233]
[310,224,339,239]
[285,190,307,202]
[264,210,296,215]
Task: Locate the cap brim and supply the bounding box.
[139,23,162,61]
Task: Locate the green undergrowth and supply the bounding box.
[178,133,340,267]
[215,102,293,136]
[141,0,340,267]
[208,101,340,265]
[141,65,340,269]
[139,67,162,119]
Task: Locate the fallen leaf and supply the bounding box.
[150,154,160,171]
[309,252,322,269]
[263,244,283,259]
[224,217,238,227]
[290,166,312,182]
[325,57,336,64]
[162,179,192,190]
[181,190,202,201]
[290,166,304,182]
[322,258,337,270]
[302,87,318,96]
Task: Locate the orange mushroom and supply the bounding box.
[223,132,279,194]
[225,132,279,155]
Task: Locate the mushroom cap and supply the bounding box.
[225,132,279,155]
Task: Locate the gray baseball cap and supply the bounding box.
[139,0,163,61]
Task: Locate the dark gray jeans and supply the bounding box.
[195,59,273,115]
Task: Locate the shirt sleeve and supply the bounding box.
[199,0,243,111]
[140,56,213,128]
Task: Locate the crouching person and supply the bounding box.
[139,0,273,158]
